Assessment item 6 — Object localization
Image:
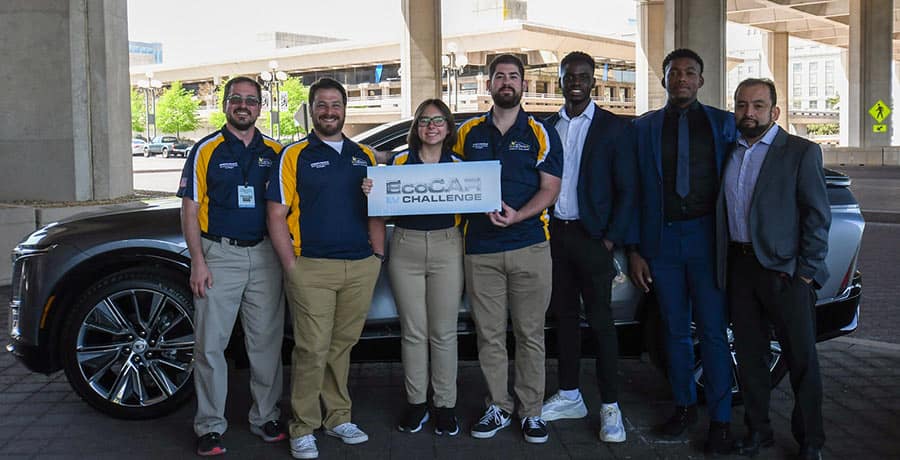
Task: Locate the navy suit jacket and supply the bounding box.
[627,103,736,258]
[545,104,637,243]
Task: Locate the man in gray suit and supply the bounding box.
[716,78,830,460]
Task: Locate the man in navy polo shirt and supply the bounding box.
[452,54,563,444]
[178,76,286,456]
[267,77,384,460]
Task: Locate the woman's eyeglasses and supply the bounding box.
[417,116,447,127]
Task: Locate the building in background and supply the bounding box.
[129,41,163,65]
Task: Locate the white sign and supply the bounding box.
[279,91,289,111]
[367,161,501,216]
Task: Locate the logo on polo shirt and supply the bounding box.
[509,141,531,151]
[310,160,330,169]
[351,157,369,167]
[258,158,273,168]
[471,142,489,150]
[219,162,239,169]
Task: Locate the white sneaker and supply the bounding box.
[541,391,588,421]
[598,403,626,443]
[325,422,369,445]
[290,434,318,459]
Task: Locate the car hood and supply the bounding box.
[18,200,184,251]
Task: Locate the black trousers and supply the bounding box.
[549,219,619,403]
[728,246,824,449]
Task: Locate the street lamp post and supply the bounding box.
[260,60,288,139]
[442,43,468,112]
[137,71,163,139]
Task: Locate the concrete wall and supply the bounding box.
[0,0,132,202]
[822,146,900,166]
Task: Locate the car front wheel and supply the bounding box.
[60,269,195,419]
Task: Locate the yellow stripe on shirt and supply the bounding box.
[527,116,551,165]
[452,116,486,158]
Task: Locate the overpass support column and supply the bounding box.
[0,0,132,201]
[637,0,727,112]
[846,0,892,148]
[762,31,790,129]
[400,0,442,118]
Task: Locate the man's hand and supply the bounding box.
[488,201,519,228]
[190,261,213,298]
[361,177,373,195]
[628,251,653,293]
[603,239,614,251]
[800,276,813,285]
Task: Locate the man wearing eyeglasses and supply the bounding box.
[267,77,384,460]
[177,76,287,456]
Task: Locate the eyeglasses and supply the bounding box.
[417,116,447,127]
[225,95,261,107]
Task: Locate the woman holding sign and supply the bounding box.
[363,99,464,436]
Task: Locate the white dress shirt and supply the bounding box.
[553,102,595,220]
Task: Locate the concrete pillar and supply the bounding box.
[528,79,537,94]
[847,0,893,148]
[665,0,727,108]
[0,0,132,201]
[636,0,666,112]
[762,31,790,129]
[400,0,442,118]
[840,50,850,146]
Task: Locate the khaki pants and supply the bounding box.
[193,238,284,436]
[284,255,381,438]
[388,227,464,408]
[464,241,552,418]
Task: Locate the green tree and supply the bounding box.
[131,87,146,135]
[208,78,228,129]
[156,81,200,137]
[277,77,310,140]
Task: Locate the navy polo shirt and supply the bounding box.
[177,126,281,241]
[389,149,463,231]
[266,132,377,259]
[452,109,563,254]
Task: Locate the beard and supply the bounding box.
[226,110,256,131]
[491,87,522,109]
[312,116,344,138]
[738,118,772,139]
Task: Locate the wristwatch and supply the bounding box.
[374,253,387,263]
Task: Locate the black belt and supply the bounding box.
[729,242,754,255]
[201,232,263,248]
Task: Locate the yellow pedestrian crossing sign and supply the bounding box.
[869,100,891,123]
[873,124,887,133]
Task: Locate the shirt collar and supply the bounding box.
[221,125,262,149]
[664,99,701,115]
[559,102,595,122]
[485,107,530,133]
[737,123,780,149]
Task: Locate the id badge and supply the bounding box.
[237,185,255,208]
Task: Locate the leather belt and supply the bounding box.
[729,242,754,255]
[201,232,263,248]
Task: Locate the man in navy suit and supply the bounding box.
[627,48,734,454]
[540,51,637,443]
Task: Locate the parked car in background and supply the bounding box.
[171,139,195,158]
[131,138,148,156]
[7,114,865,419]
[144,136,180,158]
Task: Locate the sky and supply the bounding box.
[127,0,638,65]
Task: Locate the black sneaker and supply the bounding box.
[471,404,511,439]
[196,432,226,456]
[521,416,549,444]
[250,420,287,442]
[434,406,459,436]
[655,405,698,437]
[398,402,429,433]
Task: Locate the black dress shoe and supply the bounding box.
[734,430,775,457]
[704,421,732,456]
[798,446,823,460]
[654,405,698,437]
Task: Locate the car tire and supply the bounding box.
[644,304,789,405]
[163,148,169,158]
[143,148,150,157]
[60,268,195,419]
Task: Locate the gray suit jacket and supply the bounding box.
[715,127,831,289]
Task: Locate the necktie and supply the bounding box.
[676,109,690,198]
